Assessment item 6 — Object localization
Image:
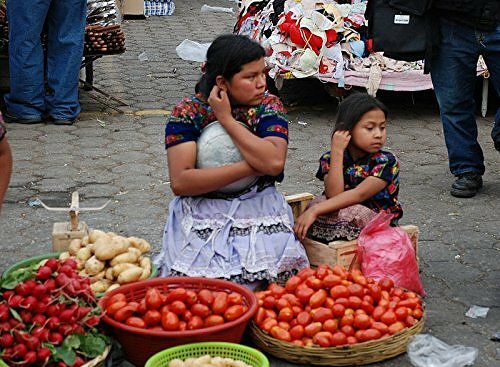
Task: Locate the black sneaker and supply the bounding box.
[494,138,500,152]
[450,173,483,198]
[51,117,77,126]
[3,112,42,124]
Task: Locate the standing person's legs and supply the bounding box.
[431,18,483,197]
[4,0,50,122]
[45,0,86,123]
[482,25,500,152]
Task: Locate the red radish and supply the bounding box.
[85,315,100,327]
[37,347,51,362]
[55,273,70,287]
[32,313,47,325]
[2,290,14,299]
[45,258,59,271]
[8,318,23,329]
[23,350,37,364]
[12,343,28,358]
[75,306,91,320]
[24,335,40,350]
[32,326,50,342]
[46,304,62,317]
[60,308,77,323]
[19,309,32,324]
[58,324,74,336]
[48,332,63,345]
[44,278,57,292]
[36,265,53,280]
[20,296,38,312]
[32,284,48,300]
[0,321,10,332]
[15,282,31,297]
[63,258,78,270]
[45,316,60,330]
[0,304,9,321]
[58,265,74,277]
[73,356,85,367]
[33,301,47,314]
[8,294,23,308]
[0,333,14,348]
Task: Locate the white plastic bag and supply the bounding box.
[175,39,211,62]
[200,5,234,13]
[408,334,478,367]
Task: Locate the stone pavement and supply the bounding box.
[0,0,499,366]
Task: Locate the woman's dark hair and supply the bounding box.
[334,93,389,132]
[196,34,266,97]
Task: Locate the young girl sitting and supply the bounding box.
[155,34,309,288]
[294,93,403,242]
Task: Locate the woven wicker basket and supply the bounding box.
[249,315,425,366]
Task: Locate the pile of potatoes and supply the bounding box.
[59,229,153,294]
[168,355,252,367]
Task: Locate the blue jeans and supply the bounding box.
[431,18,500,176]
[4,0,86,120]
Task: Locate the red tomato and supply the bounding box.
[351,270,367,286]
[378,277,395,291]
[353,314,371,330]
[125,317,146,329]
[262,296,276,309]
[143,310,162,326]
[324,297,335,309]
[292,340,305,346]
[204,315,225,327]
[161,311,179,331]
[297,267,316,280]
[322,319,338,333]
[138,299,148,314]
[261,318,278,332]
[285,276,302,293]
[371,321,389,334]
[106,301,127,317]
[380,310,397,326]
[296,311,312,326]
[412,308,423,320]
[312,307,333,323]
[108,293,127,304]
[269,284,286,298]
[212,292,228,315]
[309,289,327,308]
[347,284,364,298]
[228,292,244,306]
[165,288,187,304]
[388,321,406,335]
[347,296,362,310]
[182,310,193,321]
[169,301,187,316]
[313,331,333,347]
[270,326,292,342]
[322,274,342,288]
[302,337,314,347]
[145,288,163,310]
[315,265,331,280]
[178,321,187,331]
[361,300,374,315]
[254,307,267,326]
[398,298,420,310]
[276,298,291,310]
[331,303,346,318]
[278,321,290,331]
[340,325,355,337]
[278,307,294,322]
[191,304,211,318]
[306,277,323,290]
[265,309,277,320]
[335,297,349,307]
[282,294,301,307]
[405,315,418,327]
[331,331,347,346]
[224,305,245,321]
[187,315,203,330]
[197,289,214,305]
[340,314,354,327]
[292,306,302,316]
[358,328,381,342]
[304,322,322,337]
[185,290,198,306]
[330,285,349,299]
[331,265,347,279]
[289,325,304,340]
[367,284,381,302]
[346,336,358,345]
[295,287,314,303]
[114,306,135,322]
[395,307,409,321]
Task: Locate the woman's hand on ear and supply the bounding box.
[208,85,232,122]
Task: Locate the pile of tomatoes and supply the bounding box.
[104,287,250,331]
[253,265,424,348]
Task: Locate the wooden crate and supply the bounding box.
[286,193,419,270]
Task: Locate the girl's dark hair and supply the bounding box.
[334,93,389,132]
[196,34,266,97]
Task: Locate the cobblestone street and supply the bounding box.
[0,1,499,366]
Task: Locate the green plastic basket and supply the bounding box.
[145,342,269,367]
[1,252,158,296]
[0,359,7,367]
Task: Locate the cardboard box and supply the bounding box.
[119,0,144,16]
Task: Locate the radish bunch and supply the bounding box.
[0,258,108,366]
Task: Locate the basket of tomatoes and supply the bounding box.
[249,265,425,366]
[99,277,258,367]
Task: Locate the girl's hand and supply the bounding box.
[208,85,232,122]
[332,130,351,153]
[293,208,318,241]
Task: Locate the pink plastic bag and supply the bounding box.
[358,212,425,296]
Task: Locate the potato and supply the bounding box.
[90,279,111,293]
[109,252,138,267]
[107,283,120,292]
[127,247,142,258]
[94,236,128,261]
[76,259,85,271]
[168,359,184,367]
[139,256,151,269]
[112,263,136,278]
[139,266,151,280]
[85,256,105,276]
[105,268,115,281]
[128,237,151,253]
[59,252,71,261]
[87,242,96,253]
[76,247,92,262]
[90,270,106,283]
[68,239,82,256]
[89,229,106,243]
[81,235,89,246]
[117,266,143,284]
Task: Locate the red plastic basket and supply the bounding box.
[99,277,258,367]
